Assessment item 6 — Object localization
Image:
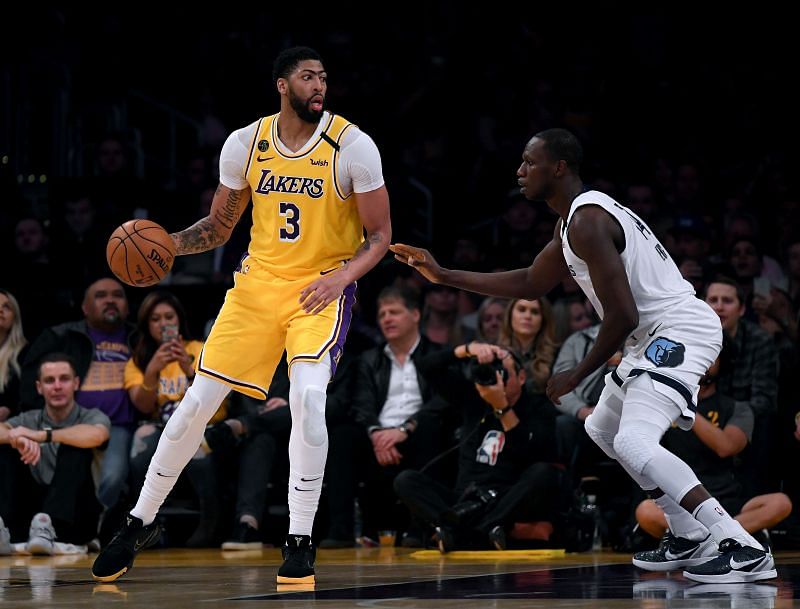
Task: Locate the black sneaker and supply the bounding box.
[91,514,161,582]
[434,526,455,554]
[488,525,507,551]
[221,522,263,551]
[276,535,316,584]
[683,538,777,583]
[632,531,718,572]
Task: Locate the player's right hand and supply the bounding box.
[389,243,443,284]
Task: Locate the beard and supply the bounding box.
[288,88,324,124]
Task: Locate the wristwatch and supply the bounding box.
[398,423,410,435]
[493,405,512,419]
[43,427,53,443]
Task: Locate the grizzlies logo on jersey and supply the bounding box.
[645,337,686,368]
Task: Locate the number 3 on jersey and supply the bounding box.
[279,202,300,242]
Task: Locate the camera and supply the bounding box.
[467,357,508,386]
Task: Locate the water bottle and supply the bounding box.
[585,494,602,551]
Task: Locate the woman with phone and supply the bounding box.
[124,290,224,546]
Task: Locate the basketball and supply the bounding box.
[106,219,176,287]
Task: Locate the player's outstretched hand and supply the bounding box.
[389,243,444,284]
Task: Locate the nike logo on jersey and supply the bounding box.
[319,268,337,275]
[294,487,314,492]
[729,555,766,570]
[257,155,274,162]
[300,476,321,482]
[648,323,663,337]
[156,472,176,478]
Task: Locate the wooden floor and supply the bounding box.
[2,547,800,608]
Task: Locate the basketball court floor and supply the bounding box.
[2,547,800,607]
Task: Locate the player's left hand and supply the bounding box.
[300,272,349,314]
[546,370,581,405]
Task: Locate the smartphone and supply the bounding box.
[161,324,179,343]
[753,276,771,298]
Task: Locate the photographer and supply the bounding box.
[394,341,563,552]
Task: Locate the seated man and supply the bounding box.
[0,353,111,553]
[633,346,792,570]
[322,286,447,547]
[394,341,564,552]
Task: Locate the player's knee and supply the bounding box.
[300,385,327,447]
[613,429,653,474]
[164,392,201,442]
[584,414,617,460]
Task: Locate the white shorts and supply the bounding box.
[604,297,722,430]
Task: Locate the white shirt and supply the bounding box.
[218,111,384,195]
[379,336,423,428]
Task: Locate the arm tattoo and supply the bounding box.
[350,231,384,260]
[214,188,243,230]
[172,188,246,255]
[172,218,227,255]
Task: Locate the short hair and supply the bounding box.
[377,286,420,311]
[706,275,745,305]
[38,352,77,378]
[505,349,525,374]
[272,46,323,83]
[534,128,583,171]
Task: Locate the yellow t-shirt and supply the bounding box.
[124,340,226,423]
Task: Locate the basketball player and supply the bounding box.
[93,46,391,584]
[390,129,776,583]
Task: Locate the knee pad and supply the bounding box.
[300,385,327,447]
[613,428,656,475]
[584,413,619,461]
[165,392,201,442]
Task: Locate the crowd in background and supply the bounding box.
[2,11,799,554]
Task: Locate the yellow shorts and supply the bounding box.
[197,255,356,399]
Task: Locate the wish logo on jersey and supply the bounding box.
[254,169,324,198]
[645,337,686,368]
[476,430,506,466]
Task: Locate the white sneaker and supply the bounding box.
[27,513,56,556]
[0,516,11,555]
[633,531,718,571]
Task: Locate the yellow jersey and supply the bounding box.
[243,112,364,279]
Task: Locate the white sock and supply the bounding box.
[654,494,708,541]
[693,498,759,547]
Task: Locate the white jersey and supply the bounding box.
[560,190,695,346]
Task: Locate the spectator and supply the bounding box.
[474,297,508,343]
[498,298,559,394]
[0,353,110,553]
[421,284,474,346]
[705,277,779,497]
[0,289,27,421]
[551,295,594,344]
[21,278,138,517]
[395,342,563,552]
[322,286,447,548]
